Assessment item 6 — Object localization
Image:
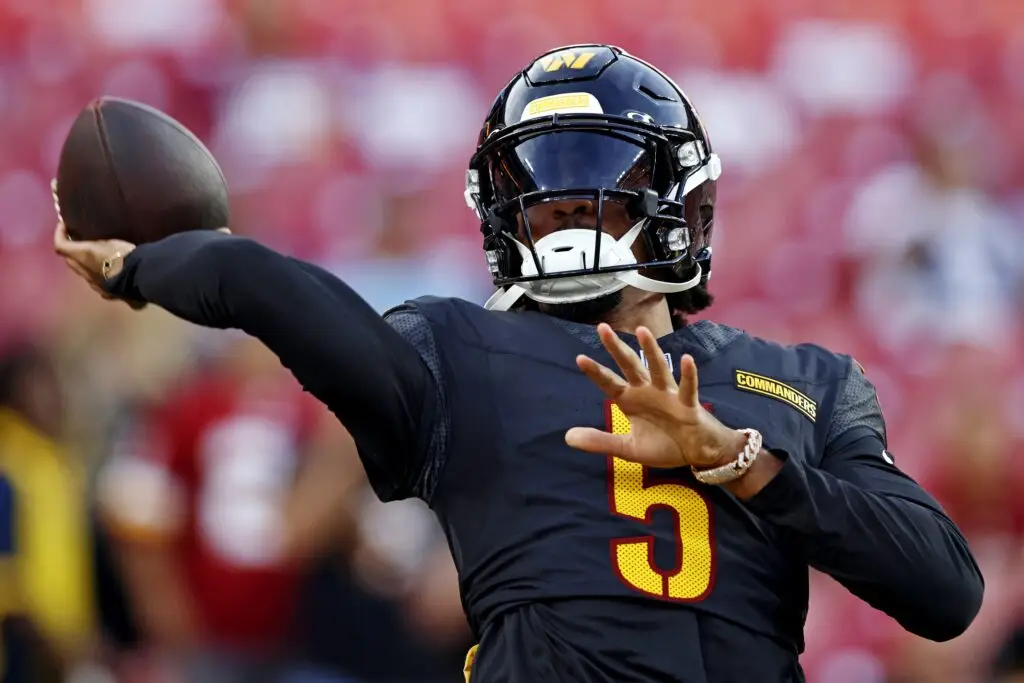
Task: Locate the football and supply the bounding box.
[54,97,229,244]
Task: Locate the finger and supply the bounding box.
[53,221,79,257]
[677,354,699,409]
[54,221,102,270]
[636,326,673,390]
[576,355,628,398]
[565,427,635,459]
[596,323,647,385]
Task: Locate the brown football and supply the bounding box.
[54,97,229,244]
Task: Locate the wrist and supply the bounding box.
[691,428,762,486]
[102,247,135,280]
[722,450,784,500]
[709,429,753,469]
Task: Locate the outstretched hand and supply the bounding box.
[53,220,138,301]
[53,219,232,310]
[566,323,745,469]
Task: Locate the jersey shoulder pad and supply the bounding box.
[400,295,556,347]
[692,321,883,444]
[692,321,848,383]
[397,295,489,323]
[385,296,478,337]
[787,341,854,384]
[824,352,886,446]
[385,295,463,319]
[686,320,746,356]
[778,342,885,446]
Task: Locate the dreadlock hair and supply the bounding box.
[667,281,714,329]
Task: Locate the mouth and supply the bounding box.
[526,221,601,242]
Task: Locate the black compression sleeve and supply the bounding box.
[744,432,983,641]
[106,231,436,499]
[743,359,983,641]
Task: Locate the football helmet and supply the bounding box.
[465,44,722,312]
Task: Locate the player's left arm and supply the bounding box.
[734,361,984,642]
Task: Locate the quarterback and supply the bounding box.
[57,45,982,682]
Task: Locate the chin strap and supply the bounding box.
[484,285,527,312]
[484,263,702,312]
[616,263,702,294]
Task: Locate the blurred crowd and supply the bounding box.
[0,0,1022,682]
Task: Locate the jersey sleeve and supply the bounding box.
[742,356,983,642]
[383,307,451,502]
[825,359,887,449]
[105,232,440,502]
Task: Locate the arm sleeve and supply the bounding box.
[105,231,440,500]
[743,361,984,642]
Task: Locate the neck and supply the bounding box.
[603,289,674,338]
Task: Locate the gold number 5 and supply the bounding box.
[606,402,715,601]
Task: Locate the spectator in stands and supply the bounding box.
[95,336,352,683]
[0,343,96,683]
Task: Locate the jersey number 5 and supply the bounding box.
[606,402,715,601]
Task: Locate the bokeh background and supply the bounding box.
[0,0,1022,682]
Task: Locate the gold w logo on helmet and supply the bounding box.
[538,50,597,72]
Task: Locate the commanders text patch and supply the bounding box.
[734,370,817,422]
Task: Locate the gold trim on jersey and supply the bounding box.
[463,644,478,682]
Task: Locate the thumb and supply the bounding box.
[565,427,634,459]
[53,221,86,258]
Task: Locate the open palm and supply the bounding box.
[566,323,741,469]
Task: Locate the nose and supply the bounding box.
[520,197,634,242]
[521,198,604,241]
[546,198,596,220]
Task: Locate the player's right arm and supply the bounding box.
[58,227,443,501]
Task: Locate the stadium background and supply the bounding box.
[0,0,1022,681]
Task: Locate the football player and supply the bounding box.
[56,44,982,683]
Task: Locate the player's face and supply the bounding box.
[516,197,635,243]
[517,198,650,323]
[516,198,651,270]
